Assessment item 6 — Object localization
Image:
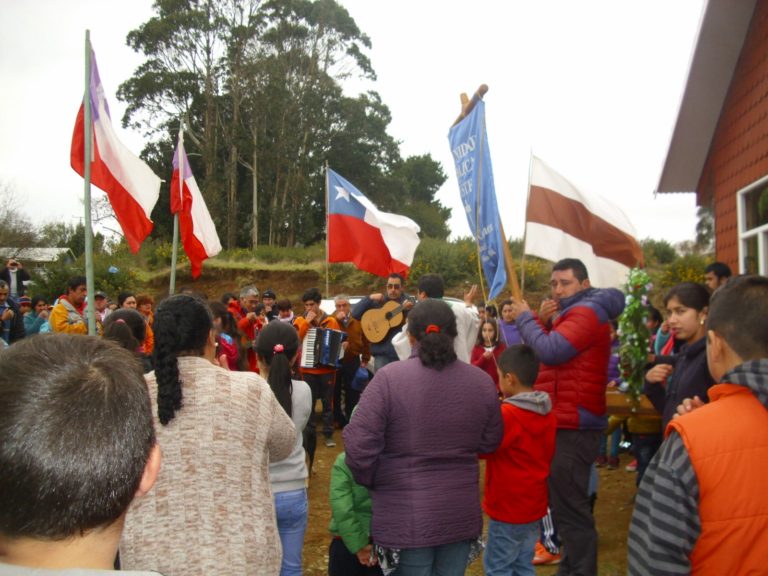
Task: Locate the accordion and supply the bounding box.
[300,327,345,369]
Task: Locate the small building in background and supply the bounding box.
[0,247,76,274]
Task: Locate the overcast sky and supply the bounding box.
[0,0,706,246]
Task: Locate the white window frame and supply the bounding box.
[737,173,768,275]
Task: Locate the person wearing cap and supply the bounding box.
[93,291,111,323]
[17,295,32,313]
[237,285,262,371]
[262,289,278,322]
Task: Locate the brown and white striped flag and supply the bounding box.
[525,156,644,288]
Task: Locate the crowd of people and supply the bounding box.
[1,256,766,576]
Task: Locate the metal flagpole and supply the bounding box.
[324,162,330,297]
[169,121,182,295]
[83,30,97,335]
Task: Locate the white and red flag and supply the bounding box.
[70,48,161,253]
[525,156,644,288]
[170,134,221,278]
[327,169,420,278]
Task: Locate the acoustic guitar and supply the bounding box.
[361,300,407,343]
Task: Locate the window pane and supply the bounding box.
[743,235,759,274]
[743,185,768,231]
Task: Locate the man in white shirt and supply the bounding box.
[393,273,480,363]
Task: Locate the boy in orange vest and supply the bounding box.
[628,276,768,575]
[480,345,557,575]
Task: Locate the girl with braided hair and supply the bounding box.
[120,294,296,576]
[259,321,312,576]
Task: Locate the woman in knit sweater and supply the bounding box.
[261,321,313,576]
[120,294,295,576]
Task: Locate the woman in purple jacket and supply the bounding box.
[343,299,504,576]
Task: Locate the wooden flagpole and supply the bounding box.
[452,84,521,302]
[520,150,534,295]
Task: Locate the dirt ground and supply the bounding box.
[301,420,637,576]
[161,267,637,575]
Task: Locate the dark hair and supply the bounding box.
[118,291,136,308]
[220,291,238,305]
[255,321,299,417]
[254,302,265,315]
[407,299,457,370]
[387,273,405,284]
[30,294,47,310]
[153,294,213,425]
[552,258,589,282]
[208,301,231,332]
[302,287,322,303]
[645,305,662,326]
[103,308,146,352]
[276,299,293,312]
[0,334,154,539]
[663,282,710,311]
[704,261,732,279]
[485,304,498,318]
[417,274,445,298]
[708,276,768,360]
[497,345,540,387]
[209,301,247,371]
[66,275,86,292]
[476,319,500,346]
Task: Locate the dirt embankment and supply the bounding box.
[143,266,372,304]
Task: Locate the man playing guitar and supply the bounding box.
[351,273,414,372]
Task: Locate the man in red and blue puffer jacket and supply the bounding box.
[510,258,625,576]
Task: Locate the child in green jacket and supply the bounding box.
[328,451,383,575]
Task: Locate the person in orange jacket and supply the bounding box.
[629,276,768,575]
[294,287,341,449]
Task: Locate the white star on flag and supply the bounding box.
[335,186,350,202]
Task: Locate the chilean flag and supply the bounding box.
[170,134,222,278]
[327,169,420,278]
[70,48,161,253]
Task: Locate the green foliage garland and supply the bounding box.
[618,268,652,404]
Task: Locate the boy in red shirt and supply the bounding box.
[481,345,557,575]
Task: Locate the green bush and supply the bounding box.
[641,238,678,265]
[28,254,141,302]
[410,237,478,292]
[143,240,187,268]
[657,253,708,290]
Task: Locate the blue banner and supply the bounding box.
[448,100,507,300]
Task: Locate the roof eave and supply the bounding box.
[655,0,757,196]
